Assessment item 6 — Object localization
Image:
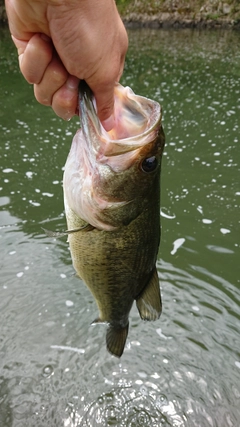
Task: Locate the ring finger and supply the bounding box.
[34,53,68,106]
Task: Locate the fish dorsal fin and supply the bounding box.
[136,268,162,321]
[106,323,129,358]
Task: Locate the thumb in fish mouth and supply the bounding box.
[87,81,115,131]
[78,79,115,131]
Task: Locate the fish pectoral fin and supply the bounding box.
[66,224,95,233]
[106,323,129,358]
[42,223,94,238]
[41,227,68,238]
[136,268,162,321]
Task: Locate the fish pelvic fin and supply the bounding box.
[106,323,129,358]
[136,268,162,321]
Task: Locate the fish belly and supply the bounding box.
[65,198,161,357]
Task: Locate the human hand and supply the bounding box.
[5,0,128,130]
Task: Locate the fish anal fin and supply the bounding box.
[136,268,162,321]
[106,323,129,358]
[91,318,106,326]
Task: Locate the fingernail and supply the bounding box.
[64,115,72,122]
[66,75,79,90]
[60,110,73,121]
[102,114,115,131]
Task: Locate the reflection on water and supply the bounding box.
[0,27,240,426]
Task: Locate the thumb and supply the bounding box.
[92,84,115,131]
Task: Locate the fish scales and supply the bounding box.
[63,82,165,357]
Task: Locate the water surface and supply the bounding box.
[0,28,240,426]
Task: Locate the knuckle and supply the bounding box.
[34,86,51,106]
[51,64,68,85]
[52,89,77,120]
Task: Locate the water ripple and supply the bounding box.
[66,385,183,427]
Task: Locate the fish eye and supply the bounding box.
[141,156,158,173]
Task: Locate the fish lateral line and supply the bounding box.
[42,224,94,238]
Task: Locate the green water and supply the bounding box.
[0,27,239,426]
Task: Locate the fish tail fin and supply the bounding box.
[136,267,162,321]
[106,323,129,358]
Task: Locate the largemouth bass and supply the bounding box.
[63,82,165,357]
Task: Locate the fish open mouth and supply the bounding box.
[79,82,162,155]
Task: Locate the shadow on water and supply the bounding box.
[0,28,240,426]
